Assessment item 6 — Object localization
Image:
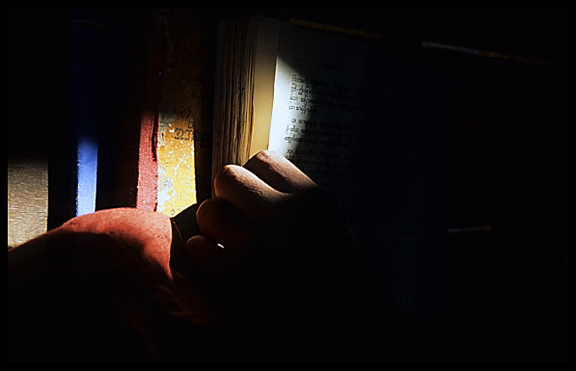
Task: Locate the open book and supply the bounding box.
[211,16,456,315]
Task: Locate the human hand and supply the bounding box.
[182,151,400,361]
[184,150,332,276]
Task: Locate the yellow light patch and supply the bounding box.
[156,32,203,217]
[157,100,197,217]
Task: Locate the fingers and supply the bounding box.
[213,151,317,216]
[195,198,251,249]
[184,199,248,277]
[213,163,282,219]
[186,151,318,275]
[243,150,317,193]
[183,235,227,275]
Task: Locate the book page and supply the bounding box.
[269,23,369,202]
[267,22,454,315]
[248,18,281,159]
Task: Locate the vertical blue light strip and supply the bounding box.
[71,17,99,217]
[76,137,98,216]
[71,10,124,216]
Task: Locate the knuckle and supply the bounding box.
[220,164,242,178]
[254,149,272,162]
[214,164,243,188]
[254,149,279,166]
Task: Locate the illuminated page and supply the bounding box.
[269,23,369,194]
[268,22,453,315]
[269,22,374,232]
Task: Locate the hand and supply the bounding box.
[184,150,327,276]
[183,150,401,361]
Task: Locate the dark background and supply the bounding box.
[8,8,566,361]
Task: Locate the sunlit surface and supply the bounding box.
[157,100,197,217]
[7,159,48,248]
